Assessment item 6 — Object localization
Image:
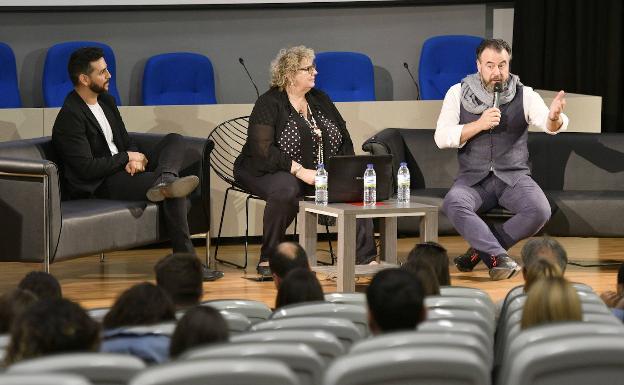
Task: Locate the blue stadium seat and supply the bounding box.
[418,35,484,100]
[43,41,121,107]
[314,51,375,102]
[0,42,21,108]
[142,52,216,105]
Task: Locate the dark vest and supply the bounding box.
[457,85,529,186]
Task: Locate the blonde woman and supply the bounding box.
[234,46,375,277]
[521,276,582,330]
[523,257,563,292]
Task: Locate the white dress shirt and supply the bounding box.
[435,83,569,149]
[88,102,119,155]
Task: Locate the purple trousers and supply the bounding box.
[442,173,551,259]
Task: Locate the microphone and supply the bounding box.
[238,57,259,99]
[493,81,503,108]
[403,62,420,100]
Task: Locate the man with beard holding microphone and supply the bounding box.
[52,47,223,281]
[435,39,568,280]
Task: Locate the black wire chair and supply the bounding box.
[208,116,334,269]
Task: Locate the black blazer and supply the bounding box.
[236,87,355,177]
[52,90,137,199]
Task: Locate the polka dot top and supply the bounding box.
[277,108,343,164]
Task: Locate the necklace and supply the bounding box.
[299,104,323,165]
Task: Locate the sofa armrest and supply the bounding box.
[0,157,62,264]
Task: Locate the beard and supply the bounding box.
[481,75,508,92]
[89,81,109,95]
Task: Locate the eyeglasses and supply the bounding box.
[297,64,316,74]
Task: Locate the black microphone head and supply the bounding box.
[494,82,503,93]
[238,57,244,64]
[403,62,409,68]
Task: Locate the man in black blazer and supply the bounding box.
[52,46,223,281]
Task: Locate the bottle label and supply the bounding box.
[315,175,328,188]
[364,175,376,188]
[398,174,410,187]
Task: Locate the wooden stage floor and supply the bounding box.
[0,236,621,309]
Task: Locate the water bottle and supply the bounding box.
[363,163,376,206]
[397,162,410,204]
[315,163,328,205]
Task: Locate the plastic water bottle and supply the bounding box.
[315,163,328,206]
[397,162,410,204]
[363,163,376,206]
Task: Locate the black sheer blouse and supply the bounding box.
[235,87,355,177]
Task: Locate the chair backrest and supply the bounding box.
[87,307,109,323]
[0,373,92,385]
[142,52,216,106]
[418,319,493,352]
[439,286,495,310]
[501,322,624,371]
[207,116,249,190]
[324,346,490,385]
[202,299,271,325]
[418,35,483,100]
[129,359,298,385]
[219,310,252,334]
[498,334,624,385]
[324,292,366,306]
[181,342,324,385]
[314,51,375,102]
[271,302,369,336]
[0,42,21,108]
[426,307,494,336]
[250,317,363,350]
[43,41,121,107]
[349,330,491,368]
[7,352,145,385]
[231,329,345,365]
[425,295,495,324]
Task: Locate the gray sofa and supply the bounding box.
[0,133,212,270]
[363,129,624,237]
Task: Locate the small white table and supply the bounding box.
[298,198,438,292]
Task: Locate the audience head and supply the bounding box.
[169,306,229,359]
[5,298,100,365]
[521,276,582,330]
[366,268,426,335]
[521,236,568,273]
[401,258,440,296]
[68,46,109,93]
[269,241,310,288]
[103,282,176,330]
[403,241,450,286]
[523,258,563,292]
[0,289,38,334]
[155,253,203,309]
[275,268,324,309]
[18,271,62,301]
[270,45,316,91]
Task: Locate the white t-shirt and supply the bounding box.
[87,102,119,155]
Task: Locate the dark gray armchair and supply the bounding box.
[0,133,213,271]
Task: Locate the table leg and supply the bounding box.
[379,217,397,264]
[337,213,356,292]
[420,211,439,243]
[299,208,319,266]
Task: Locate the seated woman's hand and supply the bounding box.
[297,168,316,185]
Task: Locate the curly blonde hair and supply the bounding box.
[270,45,315,91]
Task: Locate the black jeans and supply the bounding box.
[95,133,194,254]
[234,166,377,263]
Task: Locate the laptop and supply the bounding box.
[324,154,393,203]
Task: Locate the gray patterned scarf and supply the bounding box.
[460,73,522,114]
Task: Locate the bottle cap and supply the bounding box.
[400,162,407,166]
[367,163,373,168]
[318,163,324,168]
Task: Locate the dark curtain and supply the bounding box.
[512,0,624,132]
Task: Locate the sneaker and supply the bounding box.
[201,264,224,281]
[147,175,199,202]
[488,254,521,281]
[454,248,483,272]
